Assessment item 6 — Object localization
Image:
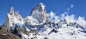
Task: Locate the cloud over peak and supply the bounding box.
[47,11,86,28]
[40,3,46,9]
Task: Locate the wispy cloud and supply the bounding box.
[40,3,46,9]
[67,4,74,10]
[67,7,70,10]
[47,11,86,28]
[70,4,74,8]
[42,3,86,28]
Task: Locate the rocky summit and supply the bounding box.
[30,3,49,23]
[0,3,86,39]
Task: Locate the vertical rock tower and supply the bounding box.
[30,3,49,23]
[4,6,14,30]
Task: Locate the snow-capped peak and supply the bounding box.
[8,6,14,15]
[30,3,48,23]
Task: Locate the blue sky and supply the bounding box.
[0,0,86,30]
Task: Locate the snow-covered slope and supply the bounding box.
[4,3,86,39]
[19,20,86,39]
[47,24,86,39]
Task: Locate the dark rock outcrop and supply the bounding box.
[11,26,28,38]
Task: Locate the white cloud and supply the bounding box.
[70,4,74,8]
[40,3,46,9]
[67,4,74,11]
[15,10,19,13]
[67,7,70,10]
[47,11,86,28]
[40,3,86,28]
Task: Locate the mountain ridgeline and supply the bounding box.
[0,3,86,39]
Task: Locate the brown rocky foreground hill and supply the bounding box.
[0,25,20,39]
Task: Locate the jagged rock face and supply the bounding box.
[68,22,84,30]
[4,3,49,31]
[11,26,28,38]
[4,6,24,30]
[4,6,14,30]
[30,3,48,23]
[4,6,40,31]
[58,19,67,27]
[8,6,14,15]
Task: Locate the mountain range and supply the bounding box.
[0,3,86,39]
